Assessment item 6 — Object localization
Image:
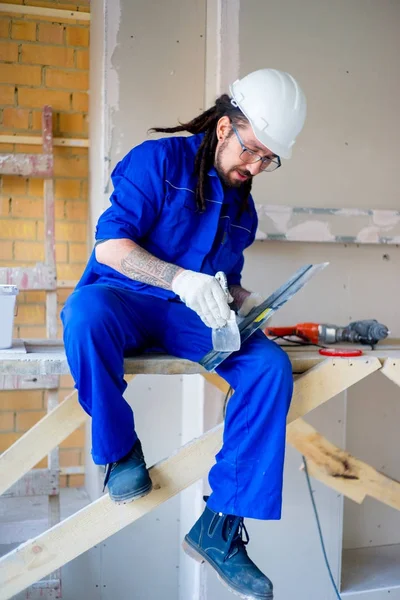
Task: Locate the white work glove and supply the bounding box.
[172,270,231,329]
[238,292,264,317]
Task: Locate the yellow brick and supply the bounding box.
[0,432,21,452]
[55,178,81,199]
[60,449,81,467]
[66,26,89,47]
[60,425,85,448]
[0,18,10,39]
[0,196,10,215]
[57,288,73,303]
[81,178,87,198]
[24,0,89,8]
[0,142,14,152]
[38,22,64,45]
[28,178,43,196]
[14,241,44,261]
[69,242,87,262]
[65,200,87,221]
[45,67,88,90]
[68,474,84,487]
[56,241,68,262]
[76,48,88,70]
[16,410,46,432]
[53,220,86,242]
[54,154,87,178]
[23,290,45,303]
[0,219,36,239]
[0,63,41,85]
[34,457,48,469]
[55,198,65,219]
[11,196,43,218]
[21,43,74,68]
[18,87,71,111]
[31,109,54,131]
[11,20,36,41]
[0,85,15,105]
[71,91,87,112]
[0,240,13,259]
[60,474,67,488]
[57,263,84,281]
[0,40,18,62]
[0,390,43,410]
[14,303,45,325]
[2,107,30,129]
[1,175,27,195]
[60,374,74,388]
[14,143,41,154]
[0,412,14,431]
[18,325,47,338]
[59,112,87,135]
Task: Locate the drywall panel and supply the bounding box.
[239,0,400,210]
[107,0,206,177]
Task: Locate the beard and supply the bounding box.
[215,139,252,188]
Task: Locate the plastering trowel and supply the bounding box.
[211,271,241,353]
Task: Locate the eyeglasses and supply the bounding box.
[231,125,281,172]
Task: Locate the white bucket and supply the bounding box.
[0,285,19,349]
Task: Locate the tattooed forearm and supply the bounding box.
[228,284,251,311]
[95,238,183,290]
[121,246,181,289]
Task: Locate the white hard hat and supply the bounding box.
[229,68,307,159]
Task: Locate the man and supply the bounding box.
[61,68,307,600]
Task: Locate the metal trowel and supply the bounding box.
[212,271,241,352]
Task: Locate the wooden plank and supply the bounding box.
[0,425,223,599]
[0,357,383,595]
[288,418,400,509]
[0,3,90,21]
[2,469,58,498]
[0,135,88,148]
[0,391,85,496]
[0,264,57,291]
[286,355,381,422]
[0,153,53,178]
[381,357,400,388]
[204,357,382,424]
[2,341,398,378]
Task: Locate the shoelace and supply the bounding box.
[224,516,250,560]
[103,462,113,492]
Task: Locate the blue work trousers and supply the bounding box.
[61,284,293,520]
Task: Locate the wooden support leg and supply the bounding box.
[0,357,383,597]
[0,391,86,496]
[381,357,400,387]
[288,417,400,509]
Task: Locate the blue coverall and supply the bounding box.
[61,133,293,520]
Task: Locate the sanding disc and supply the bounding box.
[319,348,363,357]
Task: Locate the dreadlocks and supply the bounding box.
[149,94,252,212]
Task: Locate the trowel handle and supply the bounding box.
[215,271,228,295]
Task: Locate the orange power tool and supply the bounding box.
[265,320,389,346]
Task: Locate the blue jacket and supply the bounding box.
[76,133,258,299]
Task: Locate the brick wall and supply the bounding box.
[0,0,90,488]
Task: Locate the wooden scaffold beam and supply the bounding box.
[0,356,382,598]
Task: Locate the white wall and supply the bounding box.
[86,1,400,598]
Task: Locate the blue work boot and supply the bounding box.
[103,438,152,504]
[183,497,273,599]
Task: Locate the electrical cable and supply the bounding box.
[302,456,342,599]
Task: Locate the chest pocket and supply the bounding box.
[210,217,252,275]
[150,186,204,255]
